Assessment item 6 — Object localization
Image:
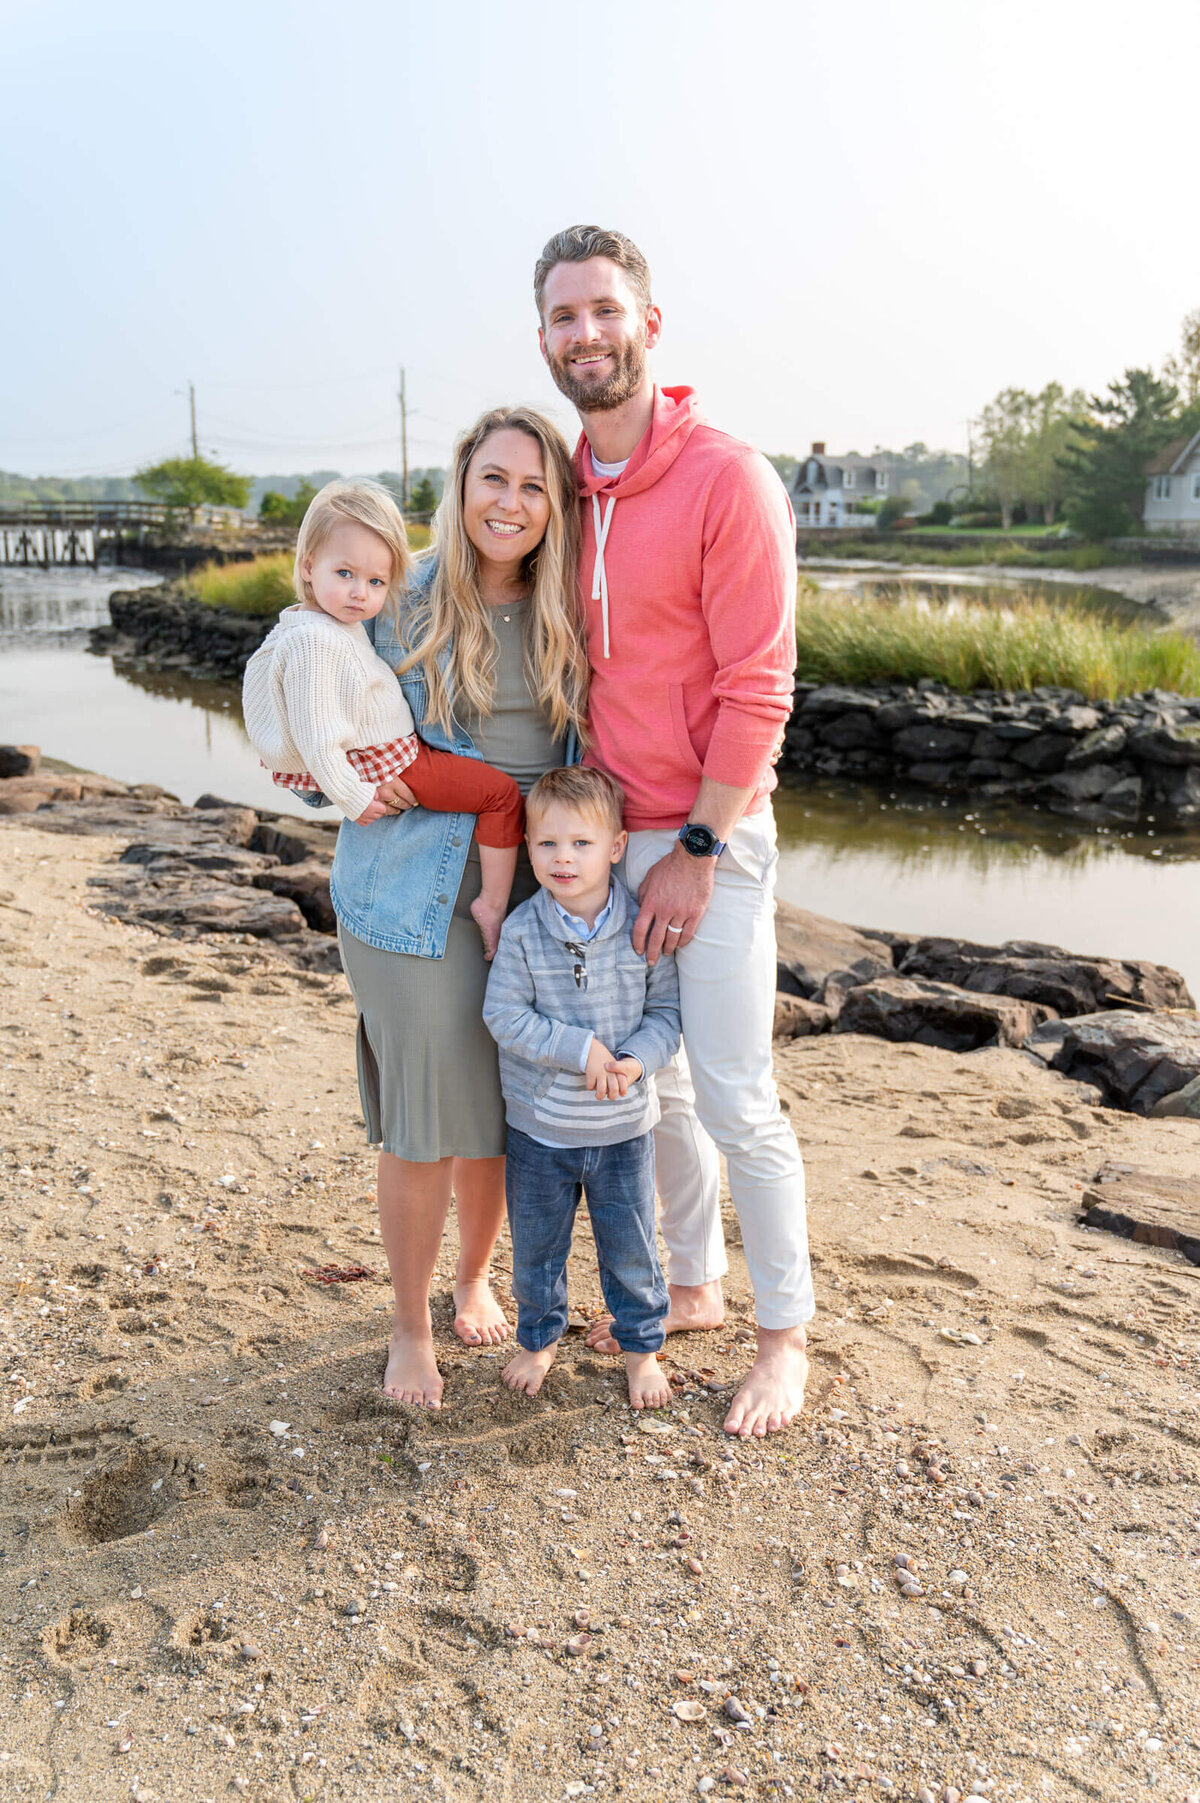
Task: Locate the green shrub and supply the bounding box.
[794,585,1200,700]
[190,553,295,614]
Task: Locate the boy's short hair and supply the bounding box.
[533,225,652,322]
[526,766,625,835]
[294,479,412,613]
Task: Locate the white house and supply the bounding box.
[1143,429,1200,534]
[790,442,900,527]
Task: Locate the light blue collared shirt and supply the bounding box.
[552,888,615,945]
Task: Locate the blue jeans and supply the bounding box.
[505,1126,669,1354]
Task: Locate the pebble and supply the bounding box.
[720,1770,748,1789]
[967,1489,984,1507]
[697,1779,715,1795]
[685,1555,704,1576]
[268,1420,290,1437]
[969,1658,987,1678]
[312,1528,329,1551]
[673,1699,706,1722]
[948,1569,969,1588]
[724,1696,751,1725]
[238,1644,263,1661]
[895,1554,912,1570]
[345,1597,368,1618]
[917,1790,937,1803]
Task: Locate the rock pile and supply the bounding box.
[781,681,1200,825]
[91,586,274,681]
[5,748,1198,1113]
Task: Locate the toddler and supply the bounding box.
[483,766,681,1409]
[242,479,523,955]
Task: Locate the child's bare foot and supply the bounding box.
[383,1331,443,1408]
[470,894,505,961]
[501,1344,557,1396]
[453,1277,510,1346]
[586,1279,725,1354]
[626,1350,672,1410]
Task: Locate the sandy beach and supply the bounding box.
[2,816,1199,1803]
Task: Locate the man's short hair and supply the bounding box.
[526,765,625,835]
[534,225,652,322]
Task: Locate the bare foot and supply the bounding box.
[470,894,504,961]
[723,1325,808,1438]
[501,1344,558,1397]
[626,1350,671,1410]
[585,1279,725,1355]
[453,1276,510,1346]
[383,1330,443,1408]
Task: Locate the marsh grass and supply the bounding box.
[796,585,1200,700]
[188,526,433,616]
[814,538,1112,572]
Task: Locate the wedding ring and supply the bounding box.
[665,922,684,933]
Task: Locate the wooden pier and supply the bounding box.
[0,502,172,568]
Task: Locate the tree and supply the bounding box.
[1060,368,1181,539]
[259,479,317,528]
[766,453,798,489]
[976,388,1033,530]
[1024,383,1088,525]
[407,475,438,517]
[134,456,250,522]
[1164,307,1200,408]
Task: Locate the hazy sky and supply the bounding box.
[3,0,1198,478]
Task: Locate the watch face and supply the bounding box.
[680,824,718,857]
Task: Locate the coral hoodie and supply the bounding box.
[575,385,796,831]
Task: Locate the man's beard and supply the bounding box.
[546,331,647,413]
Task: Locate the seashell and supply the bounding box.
[565,1633,592,1657]
[672,1699,706,1722]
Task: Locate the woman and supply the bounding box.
[330,407,587,1407]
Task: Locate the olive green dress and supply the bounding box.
[336,601,565,1161]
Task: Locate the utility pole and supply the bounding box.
[398,367,409,510]
[189,383,199,461]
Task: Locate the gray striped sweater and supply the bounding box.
[482,882,681,1147]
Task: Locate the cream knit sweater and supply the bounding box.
[241,606,415,820]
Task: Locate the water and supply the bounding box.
[3,568,1200,993]
[0,566,314,818]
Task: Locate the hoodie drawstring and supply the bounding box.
[591,493,615,659]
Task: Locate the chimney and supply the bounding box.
[811,441,825,456]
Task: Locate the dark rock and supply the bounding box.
[897,935,1193,1016]
[1025,1012,1200,1114]
[892,725,975,760]
[772,994,832,1039]
[774,902,894,999]
[96,882,307,941]
[817,712,882,751]
[1151,1075,1200,1119]
[1045,705,1101,735]
[1064,722,1128,767]
[799,685,883,717]
[251,817,338,866]
[0,745,40,778]
[966,758,1022,780]
[874,701,925,733]
[1128,724,1200,766]
[1146,766,1200,823]
[833,975,1052,1051]
[252,861,336,934]
[1009,734,1071,774]
[1045,764,1124,803]
[905,762,968,790]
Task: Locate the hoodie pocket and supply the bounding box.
[668,685,705,779]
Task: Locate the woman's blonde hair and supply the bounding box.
[398,408,587,743]
[294,478,412,614]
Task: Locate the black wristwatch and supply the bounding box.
[677,822,727,858]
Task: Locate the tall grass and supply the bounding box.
[795,586,1200,700]
[188,525,433,616]
[805,538,1113,572]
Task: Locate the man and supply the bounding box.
[534,223,814,1437]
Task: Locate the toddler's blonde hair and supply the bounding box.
[526,766,625,836]
[294,479,412,614]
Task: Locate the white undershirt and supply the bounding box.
[590,449,629,481]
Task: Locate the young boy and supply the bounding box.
[242,478,524,956]
[483,767,681,1409]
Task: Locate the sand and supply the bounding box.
[1,817,1198,1803]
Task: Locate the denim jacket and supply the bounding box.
[327,559,577,959]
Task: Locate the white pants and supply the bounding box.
[621,809,814,1329]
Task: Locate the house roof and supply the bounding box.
[1145,430,1200,475]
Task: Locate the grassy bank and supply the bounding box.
[189,527,434,615]
[796,585,1200,699]
[802,537,1114,572]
